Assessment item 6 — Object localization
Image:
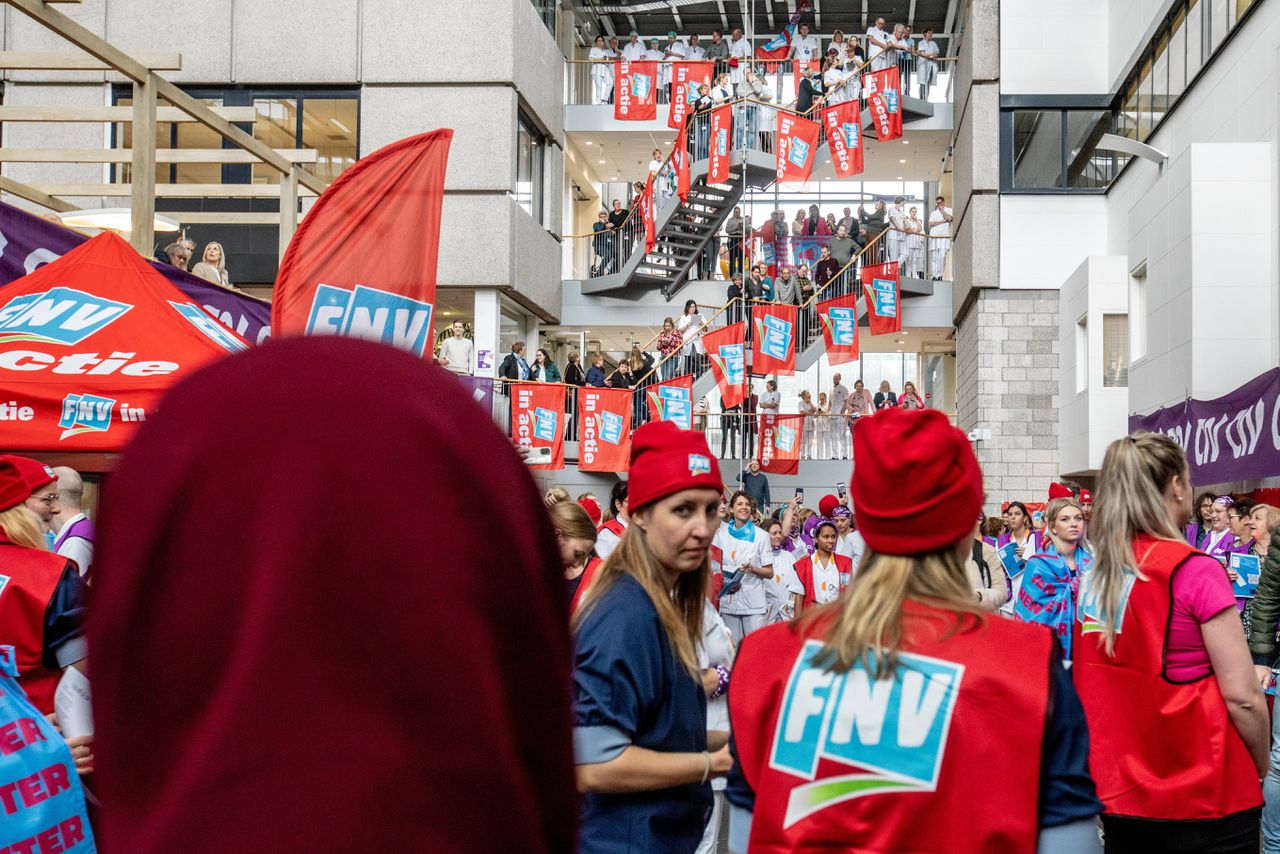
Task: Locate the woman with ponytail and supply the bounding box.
[726,409,1101,853]
[573,420,733,853]
[1074,433,1267,853]
[1013,497,1090,661]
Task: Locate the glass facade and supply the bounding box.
[1102,314,1129,388]
[516,111,546,223]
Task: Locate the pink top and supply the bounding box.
[1164,554,1237,681]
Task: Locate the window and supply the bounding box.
[516,111,545,223]
[1151,33,1169,129]
[1129,269,1147,362]
[1075,317,1088,394]
[1169,7,1188,100]
[1209,0,1229,52]
[1102,314,1129,388]
[1187,0,1204,79]
[1011,110,1063,189]
[1066,111,1118,189]
[529,0,555,34]
[1137,56,1153,139]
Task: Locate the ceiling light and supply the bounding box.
[896,176,903,180]
[329,117,352,135]
[902,140,910,144]
[899,159,907,163]
[584,140,593,146]
[58,208,180,235]
[599,158,606,163]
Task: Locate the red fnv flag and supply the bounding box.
[816,293,860,364]
[775,113,821,184]
[750,303,798,376]
[702,322,747,408]
[510,381,565,470]
[757,413,805,474]
[821,102,864,177]
[639,176,657,252]
[863,67,903,141]
[272,130,452,358]
[645,374,695,429]
[709,105,733,183]
[577,386,631,472]
[669,62,713,129]
[861,261,902,335]
[615,61,659,121]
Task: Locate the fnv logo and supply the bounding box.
[776,424,797,452]
[717,343,745,385]
[715,128,729,156]
[788,138,811,168]
[305,284,434,357]
[598,411,624,444]
[632,73,653,99]
[688,453,711,475]
[654,385,693,429]
[170,302,248,352]
[771,642,963,828]
[57,392,146,440]
[843,122,860,148]
[885,88,900,114]
[0,288,132,346]
[825,307,857,345]
[757,315,793,360]
[533,407,559,441]
[870,279,899,317]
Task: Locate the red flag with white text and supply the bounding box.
[272,130,451,357]
[640,176,657,252]
[709,105,733,183]
[510,381,565,470]
[645,374,695,429]
[669,61,713,129]
[816,293,860,364]
[750,303,798,375]
[863,67,903,141]
[702,322,747,409]
[821,102,864,177]
[674,119,690,202]
[861,261,902,335]
[776,113,821,184]
[577,386,631,472]
[614,61,658,121]
[757,413,804,474]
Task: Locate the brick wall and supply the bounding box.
[957,290,1062,510]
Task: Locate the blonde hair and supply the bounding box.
[810,547,979,680]
[1041,496,1085,555]
[0,505,47,551]
[1089,433,1188,654]
[543,486,571,507]
[574,520,706,679]
[1252,504,1280,542]
[547,499,598,543]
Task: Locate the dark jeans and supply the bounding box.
[728,237,744,277]
[1102,809,1261,854]
[719,413,738,457]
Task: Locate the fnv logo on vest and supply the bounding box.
[57,392,146,440]
[771,641,963,828]
[0,288,131,345]
[304,284,434,357]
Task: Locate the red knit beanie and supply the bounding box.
[851,408,983,555]
[0,455,56,492]
[0,460,33,512]
[578,495,602,527]
[818,494,841,517]
[627,421,723,511]
[1080,488,1093,504]
[1047,482,1073,501]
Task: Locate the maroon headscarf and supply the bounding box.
[90,337,576,853]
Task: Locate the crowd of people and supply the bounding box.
[157,236,234,288]
[5,336,1280,852]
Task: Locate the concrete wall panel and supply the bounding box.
[234,0,358,82]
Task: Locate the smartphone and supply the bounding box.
[795,488,804,502]
[836,481,847,498]
[522,446,553,466]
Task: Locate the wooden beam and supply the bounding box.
[130,76,156,255]
[163,212,285,225]
[0,175,74,212]
[279,167,299,261]
[0,50,181,70]
[28,182,319,198]
[0,147,319,163]
[0,105,257,122]
[3,0,328,195]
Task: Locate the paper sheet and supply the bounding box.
[54,666,93,739]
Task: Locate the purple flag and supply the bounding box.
[0,200,271,343]
[1129,367,1280,486]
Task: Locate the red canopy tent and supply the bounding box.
[0,232,248,465]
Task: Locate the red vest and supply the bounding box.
[731,601,1051,853]
[1073,535,1262,820]
[570,557,602,615]
[599,519,625,537]
[0,540,69,714]
[792,553,854,607]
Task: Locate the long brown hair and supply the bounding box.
[573,524,706,679]
[1089,433,1187,654]
[809,547,980,679]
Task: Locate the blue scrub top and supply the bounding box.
[573,575,712,853]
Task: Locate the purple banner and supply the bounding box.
[0,200,271,344]
[1129,367,1280,486]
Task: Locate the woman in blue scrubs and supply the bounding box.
[573,420,733,852]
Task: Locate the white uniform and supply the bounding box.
[836,528,866,571]
[822,67,847,105]
[866,26,892,70]
[905,215,925,278]
[765,548,803,623]
[789,33,821,62]
[829,383,850,459]
[809,552,843,605]
[916,38,940,90]
[729,37,752,84]
[696,601,735,854]
[713,522,773,644]
[621,40,646,61]
[686,43,707,61]
[887,204,908,266]
[829,39,851,63]
[928,206,953,279]
[54,511,93,577]
[661,41,686,88]
[589,46,615,104]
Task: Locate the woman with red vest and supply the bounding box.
[790,519,854,617]
[1075,433,1268,852]
[727,408,1101,853]
[573,420,733,852]
[595,480,629,559]
[0,459,89,716]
